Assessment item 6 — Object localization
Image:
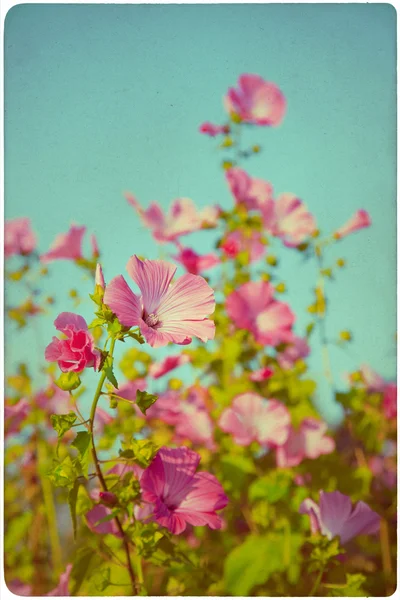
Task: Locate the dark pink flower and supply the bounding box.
[263,193,317,247]
[5,217,36,257]
[224,74,286,126]
[172,247,219,275]
[333,210,371,240]
[226,168,274,211]
[220,230,265,263]
[104,256,215,348]
[383,382,397,420]
[149,354,190,379]
[199,122,229,137]
[140,446,228,535]
[5,399,30,437]
[277,336,310,370]
[45,312,101,372]
[299,491,380,544]
[41,225,86,263]
[46,564,72,596]
[218,393,290,447]
[276,418,335,467]
[226,280,295,346]
[250,367,274,382]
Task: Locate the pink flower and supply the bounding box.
[218,393,290,447]
[172,247,219,275]
[276,418,335,467]
[226,168,274,211]
[45,312,101,372]
[41,225,86,263]
[91,233,100,257]
[95,407,114,434]
[224,74,286,126]
[277,336,310,370]
[199,122,229,137]
[383,382,397,420]
[299,491,380,545]
[226,280,295,346]
[263,193,317,247]
[149,354,190,379]
[46,564,72,596]
[104,256,215,348]
[249,367,273,382]
[333,210,371,240]
[5,217,36,257]
[7,579,32,596]
[140,446,228,535]
[95,263,105,289]
[85,502,121,537]
[220,230,265,263]
[35,383,71,415]
[5,399,30,437]
[359,364,386,393]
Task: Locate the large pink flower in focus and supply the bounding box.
[333,210,371,240]
[226,280,295,346]
[140,446,228,535]
[276,418,335,467]
[45,312,101,372]
[277,336,310,370]
[172,247,219,275]
[299,491,380,545]
[226,167,274,211]
[218,393,290,447]
[104,256,215,348]
[41,225,86,263]
[5,217,37,257]
[220,230,265,263]
[224,74,286,126]
[149,354,190,379]
[263,193,317,247]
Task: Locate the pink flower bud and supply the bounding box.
[333,209,371,240]
[99,491,118,507]
[95,263,105,289]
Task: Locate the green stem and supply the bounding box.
[315,247,335,387]
[309,565,325,596]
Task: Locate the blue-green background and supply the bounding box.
[5,4,397,425]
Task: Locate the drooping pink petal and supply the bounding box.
[103,275,142,327]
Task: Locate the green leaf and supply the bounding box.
[48,455,78,488]
[136,390,158,415]
[50,412,77,438]
[103,355,118,388]
[70,547,96,595]
[92,567,111,592]
[323,574,367,597]
[55,372,81,391]
[249,471,293,504]
[119,439,158,468]
[68,479,81,540]
[71,431,91,477]
[127,330,145,344]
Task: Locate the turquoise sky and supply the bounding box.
[4,4,397,425]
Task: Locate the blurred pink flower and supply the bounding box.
[263,193,317,247]
[7,579,32,596]
[5,399,30,438]
[226,280,295,346]
[91,233,100,257]
[45,312,101,372]
[5,217,36,257]
[46,564,73,596]
[199,122,229,136]
[277,336,310,370]
[226,167,274,211]
[149,354,190,379]
[41,225,86,263]
[276,418,335,467]
[359,364,386,393]
[383,382,397,420]
[95,263,105,289]
[85,502,121,537]
[249,367,274,382]
[219,392,290,447]
[95,407,114,434]
[35,382,71,415]
[220,230,265,263]
[224,74,286,126]
[299,491,380,544]
[369,456,397,490]
[140,446,228,535]
[114,379,147,403]
[104,256,215,348]
[333,210,371,240]
[172,247,219,275]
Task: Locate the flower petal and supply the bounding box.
[127,255,176,314]
[103,275,142,327]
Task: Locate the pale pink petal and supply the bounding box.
[103,275,142,327]
[127,256,176,314]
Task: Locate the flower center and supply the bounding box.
[145,313,160,327]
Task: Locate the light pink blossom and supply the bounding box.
[41,224,86,263]
[46,564,72,596]
[149,354,190,379]
[5,399,30,437]
[172,247,219,275]
[140,446,228,535]
[224,74,286,126]
[226,168,274,211]
[383,382,397,420]
[263,193,317,247]
[199,122,229,137]
[333,210,371,240]
[104,256,215,348]
[250,367,274,382]
[226,280,295,346]
[220,230,265,263]
[5,217,37,257]
[299,491,380,545]
[45,312,101,372]
[276,418,335,467]
[277,336,310,370]
[218,393,290,447]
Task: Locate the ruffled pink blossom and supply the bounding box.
[226,280,295,346]
[276,418,335,467]
[95,263,105,289]
[220,230,265,263]
[5,217,37,257]
[140,446,228,535]
[149,354,190,379]
[126,194,219,244]
[383,382,397,420]
[45,312,101,372]
[41,225,86,263]
[5,399,30,437]
[224,74,286,126]
[46,564,73,596]
[263,193,317,247]
[277,336,310,370]
[172,247,219,275]
[333,210,371,240]
[226,168,274,211]
[199,122,229,137]
[249,367,273,382]
[299,491,380,545]
[104,256,215,348]
[218,393,290,447]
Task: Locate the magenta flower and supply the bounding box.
[276,418,335,468]
[299,491,380,545]
[104,256,215,348]
[5,217,37,258]
[218,393,290,447]
[220,230,265,263]
[277,336,310,370]
[226,280,295,346]
[383,382,397,420]
[226,167,274,211]
[249,367,274,382]
[140,446,228,535]
[172,247,219,275]
[46,564,72,596]
[199,122,229,137]
[41,225,86,263]
[333,209,371,240]
[263,193,317,247]
[45,312,101,373]
[5,399,30,438]
[149,354,190,379]
[224,74,286,126]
